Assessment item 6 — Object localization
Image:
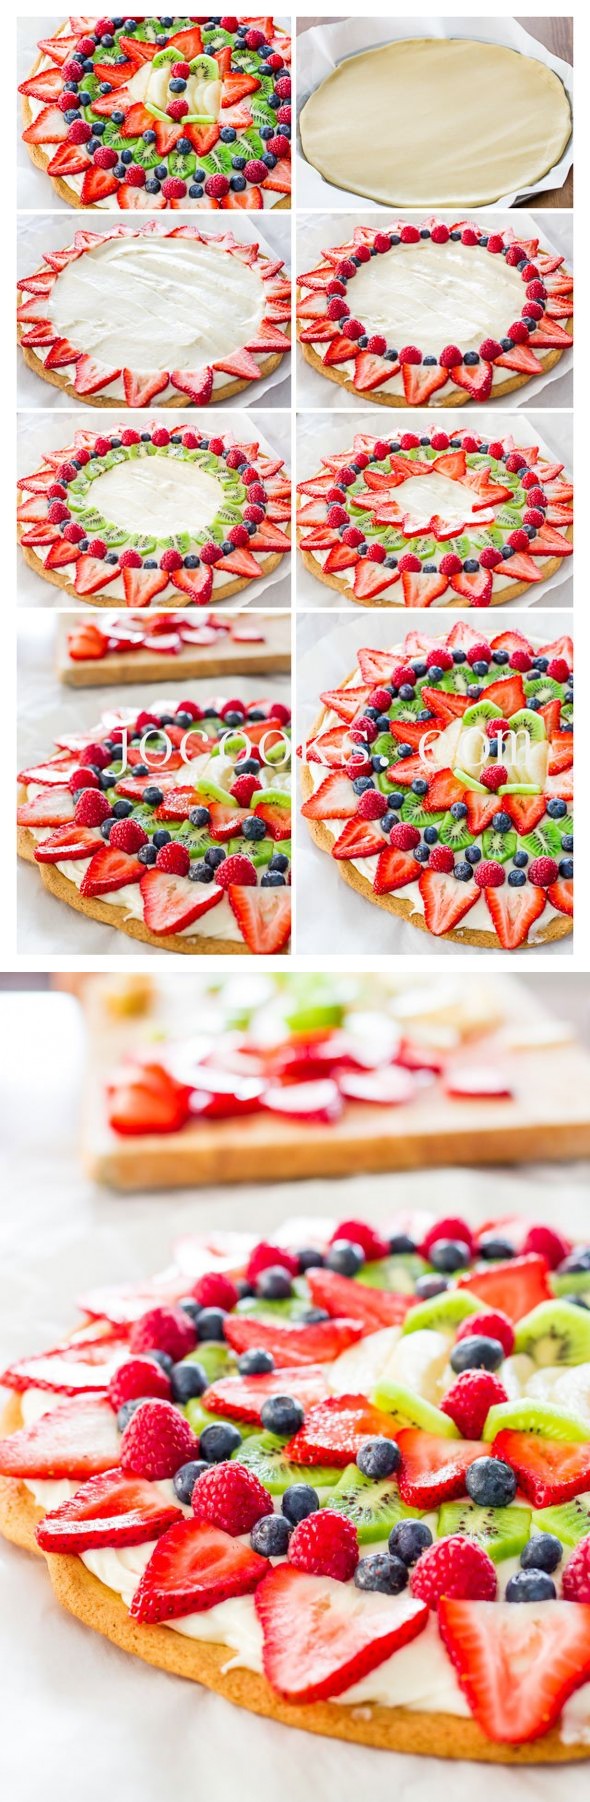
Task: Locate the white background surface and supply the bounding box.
[295,605,571,958]
[295,210,573,410]
[17,408,292,609]
[1,981,589,1802]
[294,408,573,609]
[296,15,574,210]
[17,211,292,410]
[17,626,291,955]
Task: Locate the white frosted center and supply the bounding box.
[398,471,482,526]
[48,236,265,370]
[351,240,525,356]
[92,457,223,536]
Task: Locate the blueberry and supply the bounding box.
[561,834,574,853]
[450,1335,505,1373]
[413,845,430,864]
[477,1234,515,1261]
[466,1456,517,1507]
[423,826,439,845]
[178,1299,202,1327]
[492,649,509,664]
[389,1519,433,1565]
[297,1245,325,1271]
[559,1250,590,1274]
[415,1274,449,1299]
[352,775,374,796]
[237,1349,275,1376]
[205,846,226,869]
[173,1459,208,1505]
[269,852,290,874]
[112,798,133,819]
[326,1239,364,1276]
[251,1513,292,1557]
[199,1421,242,1462]
[508,869,526,887]
[260,1395,304,1436]
[452,649,467,664]
[513,850,529,868]
[356,1437,400,1479]
[559,858,574,879]
[170,1361,208,1403]
[355,1554,408,1594]
[147,1350,174,1375]
[411,778,428,796]
[117,1398,145,1431]
[505,1569,557,1602]
[386,791,404,811]
[399,684,415,701]
[520,1533,562,1573]
[281,1484,319,1524]
[388,1233,417,1254]
[429,1238,471,1273]
[492,811,511,833]
[426,664,443,682]
[100,818,115,841]
[196,1306,226,1342]
[300,1307,329,1324]
[256,1266,292,1300]
[243,815,267,841]
[454,861,474,883]
[152,828,171,848]
[465,846,481,865]
[142,784,164,807]
[466,684,483,699]
[191,861,213,883]
[450,801,468,820]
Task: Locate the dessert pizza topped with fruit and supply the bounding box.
[17,694,292,954]
[297,220,572,407]
[20,16,291,211]
[17,423,291,607]
[297,427,572,608]
[300,623,573,950]
[2,1208,590,1761]
[17,223,291,407]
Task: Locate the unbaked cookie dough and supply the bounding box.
[299,37,572,208]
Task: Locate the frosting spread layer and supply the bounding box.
[89,459,224,539]
[48,236,266,371]
[350,240,526,358]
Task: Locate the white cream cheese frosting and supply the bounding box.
[386,470,486,529]
[349,239,526,359]
[88,458,224,540]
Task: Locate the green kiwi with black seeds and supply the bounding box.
[514,1300,590,1366]
[324,1463,423,1542]
[436,1500,531,1561]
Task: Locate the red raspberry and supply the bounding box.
[63,522,85,543]
[326,279,346,297]
[170,60,191,78]
[481,765,507,792]
[288,1510,358,1581]
[461,436,479,452]
[244,160,267,184]
[390,823,420,850]
[400,433,420,450]
[121,429,140,447]
[200,542,223,565]
[69,767,98,793]
[74,789,111,827]
[456,1309,515,1357]
[562,1536,590,1602]
[411,1536,497,1609]
[327,296,349,320]
[329,1218,389,1261]
[275,75,291,98]
[151,428,170,448]
[523,508,544,529]
[486,234,504,254]
[356,789,388,820]
[120,1399,199,1481]
[429,846,454,873]
[277,106,291,125]
[47,484,67,500]
[439,344,462,368]
[246,1241,299,1284]
[474,861,505,889]
[326,506,349,528]
[217,854,257,889]
[125,165,146,188]
[396,554,421,573]
[110,819,148,854]
[342,318,364,340]
[461,228,478,245]
[479,547,503,568]
[129,1305,197,1362]
[466,642,491,666]
[108,1356,172,1412]
[220,16,239,30]
[244,505,264,524]
[118,549,143,569]
[400,225,420,244]
[267,701,290,726]
[57,460,77,481]
[439,553,463,577]
[373,231,392,253]
[335,259,356,280]
[230,774,262,806]
[505,243,526,265]
[47,502,70,523]
[368,686,392,710]
[155,842,190,876]
[334,466,355,486]
[95,17,115,33]
[181,431,199,449]
[267,134,290,158]
[62,57,84,79]
[366,335,387,355]
[480,339,502,362]
[353,246,371,263]
[205,173,230,199]
[228,524,250,547]
[508,322,530,345]
[162,175,187,197]
[245,27,265,47]
[522,1224,571,1268]
[207,438,224,457]
[528,856,559,888]
[398,346,421,365]
[523,301,543,321]
[341,526,365,549]
[441,1371,509,1440]
[176,700,201,720]
[160,549,183,572]
[67,119,92,144]
[485,718,511,738]
[526,487,546,508]
[422,1217,474,1258]
[367,544,386,564]
[350,717,377,746]
[87,538,106,559]
[430,431,450,450]
[547,657,570,683]
[509,648,532,670]
[79,743,109,769]
[508,529,530,552]
[431,224,450,244]
[193,1460,273,1535]
[522,262,540,280]
[93,146,118,170]
[345,755,372,779]
[426,647,453,671]
[526,280,546,300]
[135,710,161,731]
[192,1272,239,1312]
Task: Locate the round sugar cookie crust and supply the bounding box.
[18,333,287,408]
[18,537,286,609]
[296,540,569,610]
[297,328,571,410]
[0,1397,43,1557]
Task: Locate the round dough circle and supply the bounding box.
[300,37,572,208]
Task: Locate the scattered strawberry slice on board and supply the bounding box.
[130,1520,267,1624]
[439,1598,590,1744]
[457,1253,552,1322]
[0,1395,120,1479]
[36,1469,182,1552]
[203,1364,330,1425]
[223,1314,365,1368]
[285,1395,403,1467]
[445,1067,513,1100]
[256,1565,428,1703]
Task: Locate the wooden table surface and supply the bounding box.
[296,16,573,208]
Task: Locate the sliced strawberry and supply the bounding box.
[483,675,526,715]
[338,1066,417,1105]
[203,1365,330,1425]
[47,142,91,178]
[420,687,467,723]
[169,367,214,405]
[484,883,546,950]
[389,718,431,749]
[539,634,573,667]
[0,1394,120,1479]
[285,1395,403,1467]
[491,1431,590,1508]
[224,1315,364,1369]
[385,753,430,787]
[118,184,166,211]
[548,878,573,917]
[74,554,119,597]
[502,552,543,584]
[528,525,573,559]
[122,368,169,407]
[251,803,291,842]
[426,769,467,810]
[445,1066,513,1100]
[261,1079,342,1124]
[305,725,351,768]
[80,845,143,898]
[36,1469,182,1552]
[139,870,223,938]
[320,684,371,724]
[457,1254,552,1322]
[401,570,448,606]
[419,869,479,937]
[256,1565,428,1704]
[495,343,544,376]
[207,803,249,840]
[373,847,417,894]
[353,352,395,393]
[439,1597,590,1744]
[397,1429,484,1506]
[130,1520,266,1624]
[222,72,261,105]
[172,566,214,605]
[548,731,573,774]
[108,1065,190,1138]
[402,363,447,404]
[307,1268,413,1329]
[22,104,67,145]
[80,166,119,206]
[301,771,357,820]
[34,824,102,863]
[218,547,261,581]
[504,794,546,836]
[19,68,64,101]
[450,360,493,400]
[489,630,533,656]
[17,786,74,828]
[122,565,169,607]
[353,560,398,601]
[228,885,291,954]
[225,185,264,210]
[213,348,261,382]
[450,569,493,606]
[464,792,499,834]
[331,819,383,861]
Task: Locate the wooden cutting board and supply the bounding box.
[56,611,291,686]
[78,976,590,1190]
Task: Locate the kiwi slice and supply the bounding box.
[184,1342,235,1383]
[402,1291,481,1336]
[534,1498,590,1547]
[514,1300,590,1367]
[235,1294,311,1323]
[482,1398,589,1444]
[372,733,396,758]
[234,1432,340,1494]
[462,699,502,728]
[372,1379,460,1437]
[437,1500,532,1561]
[401,794,445,830]
[285,1001,344,1031]
[508,708,546,744]
[482,827,518,864]
[175,823,213,860]
[552,1270,590,1298]
[439,668,470,696]
[389,697,425,724]
[358,1255,428,1294]
[325,1463,423,1543]
[453,769,487,794]
[184,1397,254,1440]
[439,811,474,853]
[524,675,563,704]
[520,820,564,860]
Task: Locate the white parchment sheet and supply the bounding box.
[295,606,571,959]
[17,211,292,411]
[294,408,573,610]
[17,408,292,610]
[296,16,573,210]
[0,984,588,1802]
[295,210,573,411]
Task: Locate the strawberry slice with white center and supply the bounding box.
[203,1364,330,1425]
[438,1599,590,1744]
[17,786,75,827]
[1,1336,128,1394]
[284,1394,403,1467]
[256,1566,428,1703]
[397,1429,485,1506]
[301,771,357,820]
[456,1253,552,1322]
[130,1520,267,1624]
[0,1394,120,1479]
[260,1079,343,1124]
[139,870,224,937]
[491,1431,590,1508]
[445,1066,513,1100]
[36,1468,182,1552]
[223,1314,365,1368]
[337,1065,416,1105]
[306,1268,413,1329]
[34,824,103,863]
